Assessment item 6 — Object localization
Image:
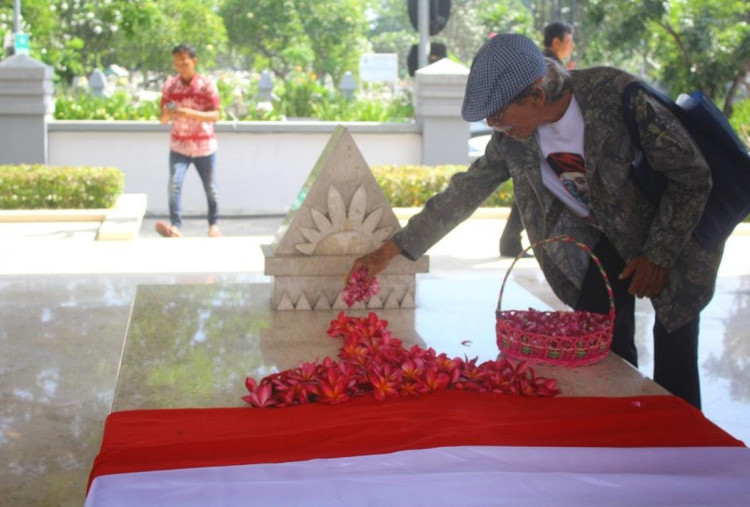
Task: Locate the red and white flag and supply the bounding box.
[86,391,749,506]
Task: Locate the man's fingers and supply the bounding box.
[363,265,375,283]
[628,276,643,298]
[345,260,362,283]
[625,258,668,299]
[346,241,400,285]
[619,262,635,281]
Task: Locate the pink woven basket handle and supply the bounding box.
[498,235,616,322]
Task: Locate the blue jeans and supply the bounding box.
[168,151,219,228]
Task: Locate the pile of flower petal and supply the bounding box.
[341,266,380,307]
[243,312,560,408]
[500,307,611,336]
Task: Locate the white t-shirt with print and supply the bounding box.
[537,95,590,219]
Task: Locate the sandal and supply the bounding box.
[155,221,181,238]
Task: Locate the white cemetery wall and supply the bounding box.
[48,121,422,216]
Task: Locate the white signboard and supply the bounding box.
[359,54,398,83]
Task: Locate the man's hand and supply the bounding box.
[346,240,402,284]
[174,107,220,122]
[159,107,174,125]
[619,255,669,299]
[162,107,219,122]
[171,106,191,118]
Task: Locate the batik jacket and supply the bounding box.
[393,66,722,331]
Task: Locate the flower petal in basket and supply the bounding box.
[495,236,616,367]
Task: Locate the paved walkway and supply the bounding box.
[1,211,517,275]
[2,213,750,506]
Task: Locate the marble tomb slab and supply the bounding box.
[112,281,667,412]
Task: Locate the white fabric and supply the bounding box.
[86,445,750,507]
[538,95,589,218]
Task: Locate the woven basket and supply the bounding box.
[496,235,615,366]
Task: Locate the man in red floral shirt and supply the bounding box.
[155,43,221,238]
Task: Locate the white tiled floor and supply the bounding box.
[2,216,749,505]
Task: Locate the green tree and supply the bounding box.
[112,0,228,75]
[366,0,414,78]
[468,0,536,57]
[0,0,226,83]
[651,0,750,114]
[4,0,748,125]
[221,0,369,82]
[582,0,750,114]
[295,0,370,81]
[0,0,57,64]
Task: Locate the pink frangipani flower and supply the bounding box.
[341,267,380,307]
[243,312,560,408]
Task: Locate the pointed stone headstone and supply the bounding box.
[263,126,429,310]
[269,126,400,257]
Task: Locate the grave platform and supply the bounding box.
[112,278,667,412]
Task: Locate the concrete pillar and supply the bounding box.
[415,58,470,166]
[0,54,54,165]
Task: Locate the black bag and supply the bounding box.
[621,81,750,250]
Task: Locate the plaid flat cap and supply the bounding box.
[461,33,547,122]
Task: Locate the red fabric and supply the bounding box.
[88,392,744,492]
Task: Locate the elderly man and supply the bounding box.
[500,22,576,257]
[349,34,721,409]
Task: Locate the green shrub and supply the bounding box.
[274,72,328,119]
[311,94,414,122]
[0,165,124,209]
[372,164,750,224]
[371,165,514,207]
[54,90,160,121]
[53,73,414,122]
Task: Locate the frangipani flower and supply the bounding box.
[243,312,560,408]
[341,266,380,307]
[242,378,275,408]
